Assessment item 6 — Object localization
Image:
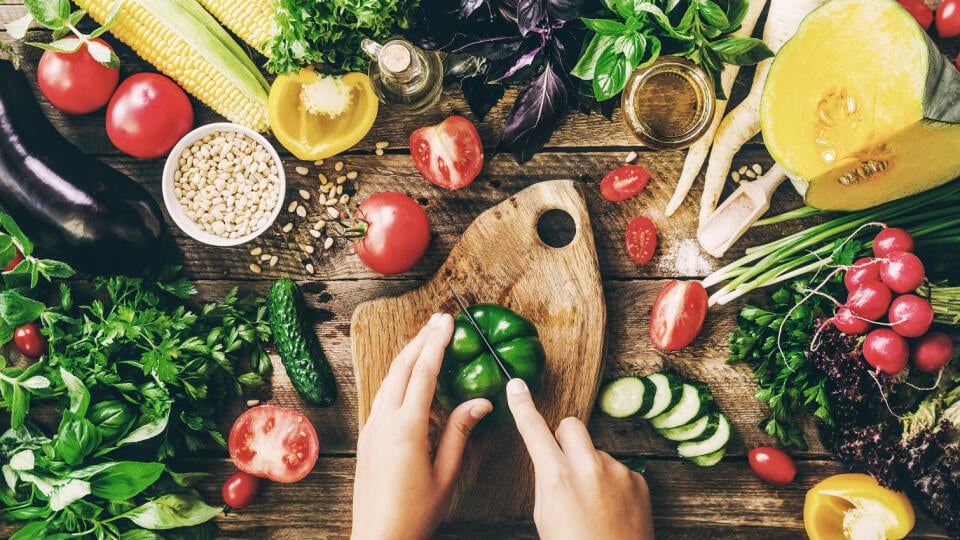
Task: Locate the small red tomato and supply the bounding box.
[600,165,650,202]
[625,216,657,265]
[4,249,24,272]
[222,470,260,509]
[748,446,797,486]
[649,280,708,351]
[937,0,960,37]
[897,0,934,30]
[37,37,120,114]
[106,73,194,159]
[14,322,46,358]
[410,116,484,190]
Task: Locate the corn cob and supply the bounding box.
[197,0,274,57]
[74,0,270,132]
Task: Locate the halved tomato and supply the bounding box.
[649,280,708,350]
[600,165,650,202]
[227,405,319,483]
[625,216,657,265]
[410,115,484,190]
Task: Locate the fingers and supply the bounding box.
[506,378,564,468]
[372,313,444,412]
[433,398,492,492]
[402,313,454,416]
[554,417,596,461]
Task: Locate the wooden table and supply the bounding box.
[1,3,956,538]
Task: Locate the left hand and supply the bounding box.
[351,313,493,540]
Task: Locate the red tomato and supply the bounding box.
[897,0,934,30]
[600,165,650,202]
[649,280,708,351]
[352,192,430,275]
[409,116,484,190]
[14,322,46,359]
[625,216,657,265]
[222,470,260,509]
[748,446,797,486]
[37,37,120,115]
[4,249,23,272]
[228,405,319,483]
[937,0,960,37]
[106,73,193,159]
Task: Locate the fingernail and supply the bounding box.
[428,313,441,326]
[471,401,493,419]
[507,378,528,395]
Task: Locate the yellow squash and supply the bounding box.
[804,473,915,540]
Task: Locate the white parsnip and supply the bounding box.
[698,0,827,223]
[665,0,769,218]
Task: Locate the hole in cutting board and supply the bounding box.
[536,209,576,248]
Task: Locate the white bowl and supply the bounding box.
[162,122,285,246]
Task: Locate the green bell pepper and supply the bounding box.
[437,304,546,423]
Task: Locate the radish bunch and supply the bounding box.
[826,228,953,375]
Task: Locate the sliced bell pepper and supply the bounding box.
[437,304,546,423]
[268,68,378,160]
[804,473,915,540]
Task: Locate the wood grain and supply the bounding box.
[351,181,607,520]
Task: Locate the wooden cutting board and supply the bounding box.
[350,180,606,521]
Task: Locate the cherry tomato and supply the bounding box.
[37,37,120,115]
[897,0,934,30]
[222,470,260,509]
[748,446,797,486]
[649,280,708,351]
[600,165,650,202]
[351,192,431,275]
[106,73,193,159]
[625,216,657,265]
[410,116,484,190]
[228,405,319,483]
[4,249,24,272]
[937,0,960,37]
[14,322,46,359]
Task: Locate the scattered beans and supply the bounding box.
[295,166,309,175]
[250,247,262,256]
[745,169,757,179]
[375,149,384,156]
[287,200,299,213]
[303,245,315,254]
[296,205,307,217]
[305,263,315,274]
[346,171,358,180]
[282,222,293,233]
[752,163,763,175]
[249,263,262,274]
[269,255,278,266]
[375,141,389,149]
[323,237,334,250]
[299,189,311,200]
[738,165,748,175]
[260,253,271,261]
[327,207,340,219]
[336,175,347,184]
[339,194,349,205]
[731,171,741,183]
[624,151,638,163]
[246,399,260,407]
[309,229,322,238]
[334,161,343,171]
[314,220,326,230]
[313,159,324,166]
[318,173,328,184]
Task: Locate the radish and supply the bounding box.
[863,328,910,374]
[872,227,915,257]
[880,251,925,294]
[910,331,955,373]
[846,280,892,320]
[844,257,881,292]
[888,294,934,338]
[831,306,872,335]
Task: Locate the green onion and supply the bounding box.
[919,281,960,325]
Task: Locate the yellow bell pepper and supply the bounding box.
[804,473,915,540]
[268,68,378,160]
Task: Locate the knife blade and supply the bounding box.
[447,282,514,380]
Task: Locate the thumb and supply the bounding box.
[433,398,492,491]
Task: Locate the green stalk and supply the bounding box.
[919,281,960,325]
[754,206,825,227]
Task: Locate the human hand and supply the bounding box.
[352,313,493,540]
[506,378,655,540]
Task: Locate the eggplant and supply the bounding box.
[0,60,167,275]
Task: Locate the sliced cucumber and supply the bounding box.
[650,383,714,430]
[689,447,726,467]
[638,372,683,420]
[677,414,731,458]
[657,412,718,442]
[598,377,650,418]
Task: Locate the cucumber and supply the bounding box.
[657,412,718,442]
[689,447,726,467]
[268,279,337,406]
[638,372,683,420]
[677,414,731,459]
[598,377,651,418]
[649,383,714,430]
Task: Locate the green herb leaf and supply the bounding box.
[9,520,48,540]
[124,493,222,530]
[53,411,101,466]
[49,478,91,511]
[0,290,45,327]
[60,367,89,416]
[582,17,628,35]
[697,0,729,29]
[90,462,164,500]
[165,469,211,488]
[4,14,34,40]
[0,213,32,257]
[708,36,773,66]
[30,37,84,54]
[23,0,70,29]
[84,38,119,69]
[571,34,616,80]
[593,45,631,102]
[37,259,75,280]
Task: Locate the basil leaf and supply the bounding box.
[166,469,211,488]
[9,520,47,540]
[593,45,630,102]
[709,36,773,66]
[616,32,646,67]
[0,290,45,327]
[10,385,28,429]
[698,0,729,29]
[53,411,101,466]
[120,530,163,540]
[0,214,32,257]
[97,410,169,455]
[23,0,69,29]
[498,62,569,163]
[29,37,84,54]
[582,17,628,36]
[60,367,89,416]
[571,34,616,80]
[460,0,485,18]
[88,400,135,441]
[517,0,545,36]
[91,462,164,500]
[49,478,90,511]
[51,9,86,40]
[722,0,749,31]
[124,493,222,530]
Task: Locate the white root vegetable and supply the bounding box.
[698,0,827,223]
[665,0,769,218]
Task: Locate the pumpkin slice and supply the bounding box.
[760,0,960,211]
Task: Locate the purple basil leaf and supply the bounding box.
[517,0,546,35]
[461,0,486,18]
[498,34,546,80]
[456,35,525,63]
[461,76,507,120]
[498,62,569,163]
[545,0,582,21]
[485,34,546,84]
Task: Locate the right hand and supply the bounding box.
[506,378,655,540]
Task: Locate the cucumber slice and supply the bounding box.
[657,412,717,442]
[638,372,683,420]
[689,447,726,467]
[650,383,713,430]
[677,414,731,458]
[598,377,649,418]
